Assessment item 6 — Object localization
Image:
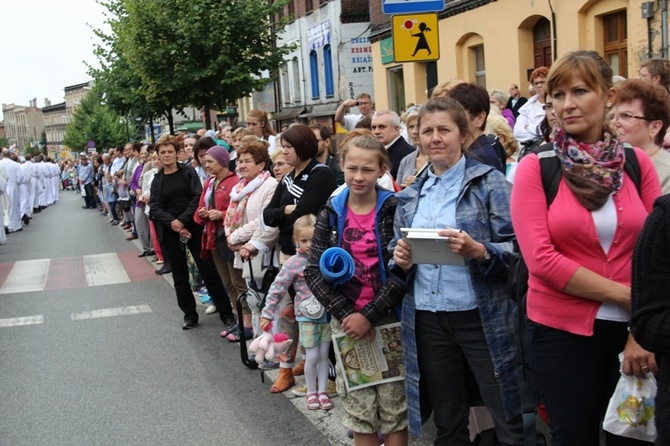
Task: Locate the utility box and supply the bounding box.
[641,2,655,19]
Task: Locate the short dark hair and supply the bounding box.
[447,83,490,131]
[282,124,318,161]
[193,136,216,159]
[310,124,331,140]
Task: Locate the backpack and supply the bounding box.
[509,142,641,446]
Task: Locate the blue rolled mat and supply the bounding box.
[319,247,355,287]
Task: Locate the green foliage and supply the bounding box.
[62,83,129,151]
[0,136,9,149]
[89,0,293,129]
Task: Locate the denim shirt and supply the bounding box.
[412,155,477,311]
[390,156,520,437]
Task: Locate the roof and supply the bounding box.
[273,106,306,121]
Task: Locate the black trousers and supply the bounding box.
[162,227,233,325]
[526,319,652,446]
[83,183,95,208]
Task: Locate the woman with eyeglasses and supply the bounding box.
[514,66,549,149]
[511,51,662,446]
[611,79,670,193]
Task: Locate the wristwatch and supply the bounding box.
[479,249,492,264]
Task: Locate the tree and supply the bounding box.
[62,83,128,151]
[116,0,293,129]
[0,136,9,149]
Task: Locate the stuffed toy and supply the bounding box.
[249,324,293,364]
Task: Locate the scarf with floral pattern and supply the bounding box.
[223,171,271,236]
[553,124,625,210]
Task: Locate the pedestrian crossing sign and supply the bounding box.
[392,13,439,63]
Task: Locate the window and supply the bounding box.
[281,64,290,104]
[292,57,301,103]
[388,66,405,114]
[473,45,486,87]
[324,44,334,97]
[310,50,320,99]
[306,0,313,13]
[288,0,294,21]
[603,10,628,77]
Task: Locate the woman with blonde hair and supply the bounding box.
[396,110,429,188]
[486,114,519,182]
[246,110,277,155]
[511,50,662,446]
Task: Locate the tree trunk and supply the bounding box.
[149,117,156,143]
[166,110,174,135]
[203,103,212,130]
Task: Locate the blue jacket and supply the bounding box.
[391,156,520,436]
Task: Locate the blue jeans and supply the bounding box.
[415,309,523,446]
[526,319,652,446]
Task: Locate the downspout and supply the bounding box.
[547,0,557,61]
[662,0,668,59]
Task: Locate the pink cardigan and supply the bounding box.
[511,148,661,336]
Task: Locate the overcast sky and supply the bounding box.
[0,0,108,121]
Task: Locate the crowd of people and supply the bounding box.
[25,51,670,446]
[0,149,61,244]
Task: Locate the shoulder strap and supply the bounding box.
[533,143,562,206]
[623,143,642,198]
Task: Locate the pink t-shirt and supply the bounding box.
[338,206,381,311]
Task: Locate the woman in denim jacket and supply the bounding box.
[392,97,522,445]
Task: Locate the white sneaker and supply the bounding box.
[205,305,217,314]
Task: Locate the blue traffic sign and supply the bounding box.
[382,0,445,15]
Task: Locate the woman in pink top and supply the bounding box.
[511,51,662,446]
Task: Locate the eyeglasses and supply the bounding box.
[533,80,547,87]
[608,112,651,123]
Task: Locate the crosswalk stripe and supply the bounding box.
[0,259,50,294]
[83,253,131,286]
[71,305,152,321]
[0,315,45,327]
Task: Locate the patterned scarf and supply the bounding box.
[223,171,271,235]
[553,124,625,210]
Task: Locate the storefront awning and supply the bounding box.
[299,103,339,118]
[272,107,306,121]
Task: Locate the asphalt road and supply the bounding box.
[0,191,331,446]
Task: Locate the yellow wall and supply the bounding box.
[372,0,662,109]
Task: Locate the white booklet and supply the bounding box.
[400,228,465,265]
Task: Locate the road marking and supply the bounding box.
[83,253,131,286]
[71,305,152,321]
[0,315,45,327]
[0,259,50,294]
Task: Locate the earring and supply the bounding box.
[606,102,612,107]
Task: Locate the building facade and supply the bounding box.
[43,102,67,160]
[239,0,375,132]
[1,101,44,153]
[368,0,667,112]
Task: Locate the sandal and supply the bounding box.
[226,326,253,343]
[318,392,334,410]
[219,323,238,338]
[306,393,320,410]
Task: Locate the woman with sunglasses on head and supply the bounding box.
[511,51,662,446]
[611,79,670,193]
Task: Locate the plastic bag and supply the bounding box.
[603,352,657,442]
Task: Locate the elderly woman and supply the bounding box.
[489,88,515,128]
[222,136,277,341]
[511,51,662,446]
[396,110,429,189]
[149,135,236,331]
[612,79,670,193]
[193,146,244,337]
[514,66,549,148]
[392,97,523,444]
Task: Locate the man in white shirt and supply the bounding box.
[335,92,375,131]
[0,149,24,232]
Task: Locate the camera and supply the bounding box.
[355,101,362,106]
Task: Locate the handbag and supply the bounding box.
[603,353,657,442]
[215,227,235,261]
